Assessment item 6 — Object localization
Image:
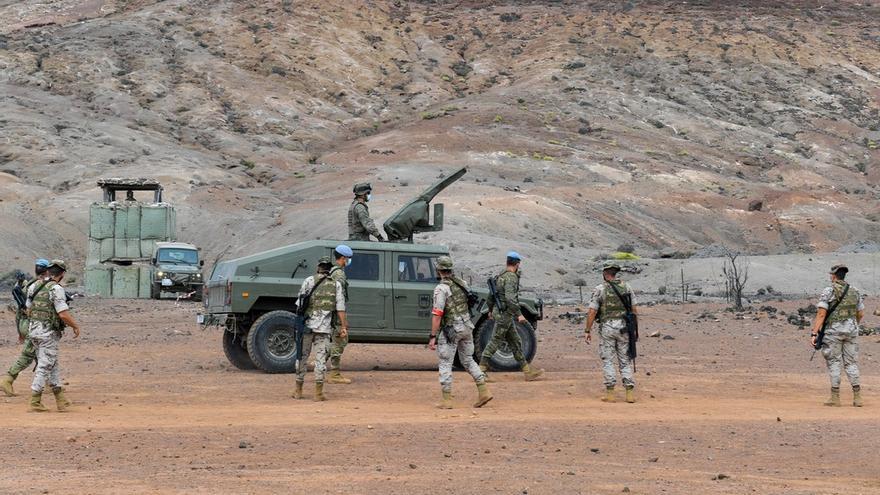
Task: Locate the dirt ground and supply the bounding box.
[0,298,878,495]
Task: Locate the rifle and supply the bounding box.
[607,281,639,367]
[810,284,849,361]
[294,275,329,368]
[449,277,479,317]
[487,276,506,313]
[12,284,26,311]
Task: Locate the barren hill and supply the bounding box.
[1,0,878,288]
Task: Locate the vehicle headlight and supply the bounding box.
[195,273,202,278]
[157,271,164,277]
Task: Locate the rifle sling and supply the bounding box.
[606,281,633,313]
[301,275,330,313]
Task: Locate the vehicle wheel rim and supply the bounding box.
[266,326,295,359]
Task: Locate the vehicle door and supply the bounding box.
[391,253,439,340]
[344,249,390,339]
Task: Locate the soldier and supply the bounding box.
[1,259,50,397]
[26,260,81,412]
[428,256,492,409]
[348,183,385,241]
[479,251,544,381]
[293,256,347,401]
[327,244,353,384]
[811,264,865,407]
[584,262,638,403]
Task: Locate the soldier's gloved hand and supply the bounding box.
[517,315,527,323]
[376,234,385,242]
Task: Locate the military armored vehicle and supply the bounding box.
[201,168,543,373]
[150,242,205,300]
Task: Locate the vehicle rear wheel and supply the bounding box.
[246,310,298,373]
[223,330,257,370]
[476,318,538,371]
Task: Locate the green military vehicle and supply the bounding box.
[200,168,543,373]
[151,242,205,300]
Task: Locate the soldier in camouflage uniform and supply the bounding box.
[26,260,82,412]
[293,256,347,401]
[428,256,492,409]
[348,183,385,241]
[585,262,638,403]
[479,251,544,381]
[811,264,865,407]
[1,259,50,397]
[327,244,353,384]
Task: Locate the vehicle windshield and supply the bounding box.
[157,248,199,265]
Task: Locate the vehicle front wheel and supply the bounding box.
[150,282,161,300]
[223,330,257,370]
[246,311,298,373]
[476,318,538,372]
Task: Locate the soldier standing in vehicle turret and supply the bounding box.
[26,260,82,412]
[585,262,638,403]
[1,259,50,397]
[428,256,492,409]
[348,183,385,241]
[480,252,544,382]
[293,256,347,401]
[811,264,865,407]
[327,244,353,384]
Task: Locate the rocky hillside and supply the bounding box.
[1,0,878,289]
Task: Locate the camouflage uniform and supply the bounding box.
[8,278,40,380]
[817,281,864,389]
[295,273,345,384]
[433,278,485,392]
[26,280,69,394]
[589,279,637,389]
[328,266,349,371]
[482,270,527,363]
[348,200,382,241]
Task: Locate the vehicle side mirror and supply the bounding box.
[199,260,205,267]
[151,257,156,264]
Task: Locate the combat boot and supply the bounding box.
[479,359,494,383]
[853,386,863,407]
[625,386,636,404]
[292,381,304,400]
[53,386,71,412]
[437,390,453,409]
[473,382,493,408]
[327,369,352,384]
[602,386,616,403]
[824,387,840,407]
[29,391,49,413]
[0,374,15,397]
[522,363,544,381]
[314,382,326,402]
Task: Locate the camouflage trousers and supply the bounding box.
[8,317,36,379]
[329,326,348,370]
[437,327,485,393]
[29,326,62,394]
[821,320,860,388]
[481,314,525,364]
[296,332,330,384]
[599,319,634,388]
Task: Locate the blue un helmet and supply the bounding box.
[506,251,522,265]
[35,259,50,268]
[335,244,353,266]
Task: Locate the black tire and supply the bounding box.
[246,310,298,373]
[150,283,161,300]
[223,330,257,370]
[476,318,538,371]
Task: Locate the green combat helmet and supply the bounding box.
[48,259,68,271]
[353,183,372,195]
[317,256,333,266]
[436,256,454,271]
[601,261,621,272]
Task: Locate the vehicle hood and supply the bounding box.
[156,263,201,274]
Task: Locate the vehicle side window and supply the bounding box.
[345,253,380,280]
[398,255,437,283]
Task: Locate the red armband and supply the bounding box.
[431,308,444,316]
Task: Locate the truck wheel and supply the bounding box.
[150,283,161,300]
[476,318,538,372]
[223,330,257,370]
[246,310,298,373]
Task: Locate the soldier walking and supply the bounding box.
[585,262,638,403]
[293,256,347,401]
[428,256,492,409]
[811,264,865,407]
[327,244,353,384]
[26,260,81,412]
[479,252,544,381]
[348,183,385,241]
[1,259,50,397]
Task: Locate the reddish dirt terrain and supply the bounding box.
[1,298,877,494]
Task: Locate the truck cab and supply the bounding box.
[151,242,204,300]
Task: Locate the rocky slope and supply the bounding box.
[1,0,878,289]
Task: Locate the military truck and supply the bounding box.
[200,168,543,373]
[150,242,205,300]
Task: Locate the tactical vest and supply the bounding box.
[307,275,336,313]
[329,266,348,300]
[496,270,520,314]
[600,280,630,321]
[441,277,470,327]
[827,281,859,324]
[28,281,62,330]
[348,201,368,239]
